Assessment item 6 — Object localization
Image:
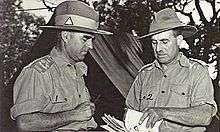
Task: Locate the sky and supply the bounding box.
[21,0,220,24]
[21,0,99,21]
[21,0,219,79]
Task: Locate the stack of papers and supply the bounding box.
[101,109,162,132]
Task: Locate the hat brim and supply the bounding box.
[138,25,197,39]
[39,25,113,35]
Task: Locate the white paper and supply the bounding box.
[101,108,163,132]
[124,109,162,132]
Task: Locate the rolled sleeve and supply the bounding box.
[190,66,218,116]
[10,96,49,119]
[126,72,145,111]
[10,67,49,119]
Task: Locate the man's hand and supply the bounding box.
[138,108,164,129]
[90,102,95,115]
[70,102,95,122]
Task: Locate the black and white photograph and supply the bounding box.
[0,0,219,131]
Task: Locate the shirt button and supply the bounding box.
[143,96,146,99]
[161,90,165,93]
[163,75,167,77]
[182,92,185,95]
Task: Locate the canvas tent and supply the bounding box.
[90,32,144,97]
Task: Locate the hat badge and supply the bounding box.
[64,17,74,25]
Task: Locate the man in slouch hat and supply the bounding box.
[10,1,112,131]
[126,8,217,132]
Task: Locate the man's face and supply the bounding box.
[151,30,180,65]
[63,32,94,62]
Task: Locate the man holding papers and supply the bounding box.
[126,8,217,132]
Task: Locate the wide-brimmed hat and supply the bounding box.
[40,0,112,35]
[139,8,197,39]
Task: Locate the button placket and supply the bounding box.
[66,64,81,105]
[73,65,81,99]
[155,72,168,106]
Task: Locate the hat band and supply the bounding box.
[55,14,99,30]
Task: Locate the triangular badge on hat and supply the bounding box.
[64,17,74,25]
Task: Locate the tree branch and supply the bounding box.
[211,0,216,15]
[210,4,220,23]
[42,0,55,12]
[217,9,220,16]
[210,0,216,23]
[195,0,209,25]
[173,0,195,25]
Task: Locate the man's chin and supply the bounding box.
[78,55,86,61]
[157,58,169,64]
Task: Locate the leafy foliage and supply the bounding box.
[0,0,45,86]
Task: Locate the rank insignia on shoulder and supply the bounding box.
[32,56,54,73]
[138,63,154,72]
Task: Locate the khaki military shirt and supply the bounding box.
[10,48,97,131]
[126,53,217,132]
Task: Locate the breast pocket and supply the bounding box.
[50,90,67,104]
[43,88,69,113]
[140,85,158,110]
[167,84,190,107]
[43,76,69,113]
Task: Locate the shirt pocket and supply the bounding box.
[50,90,67,104]
[43,76,69,113]
[167,83,190,107]
[140,85,158,110]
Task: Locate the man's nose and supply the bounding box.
[156,43,163,52]
[85,39,93,49]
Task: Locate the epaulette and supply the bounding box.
[189,58,208,68]
[138,63,154,72]
[31,56,54,73]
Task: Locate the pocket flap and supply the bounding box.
[50,94,67,104]
[170,83,190,96]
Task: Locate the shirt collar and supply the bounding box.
[177,52,190,67]
[154,52,190,69]
[49,47,88,76]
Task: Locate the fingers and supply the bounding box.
[145,113,155,128]
[81,101,91,106]
[83,109,93,120]
[90,103,95,115]
[75,101,91,110]
[151,115,159,128]
[138,108,161,129]
[90,102,95,110]
[138,110,150,125]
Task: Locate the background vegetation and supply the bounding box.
[0,0,219,131]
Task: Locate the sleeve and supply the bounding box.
[126,72,144,111]
[190,65,218,116]
[10,67,50,119]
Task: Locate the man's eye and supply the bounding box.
[151,41,157,45]
[162,40,168,44]
[82,37,88,42]
[82,36,94,42]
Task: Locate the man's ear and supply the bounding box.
[61,31,69,43]
[177,35,183,47]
